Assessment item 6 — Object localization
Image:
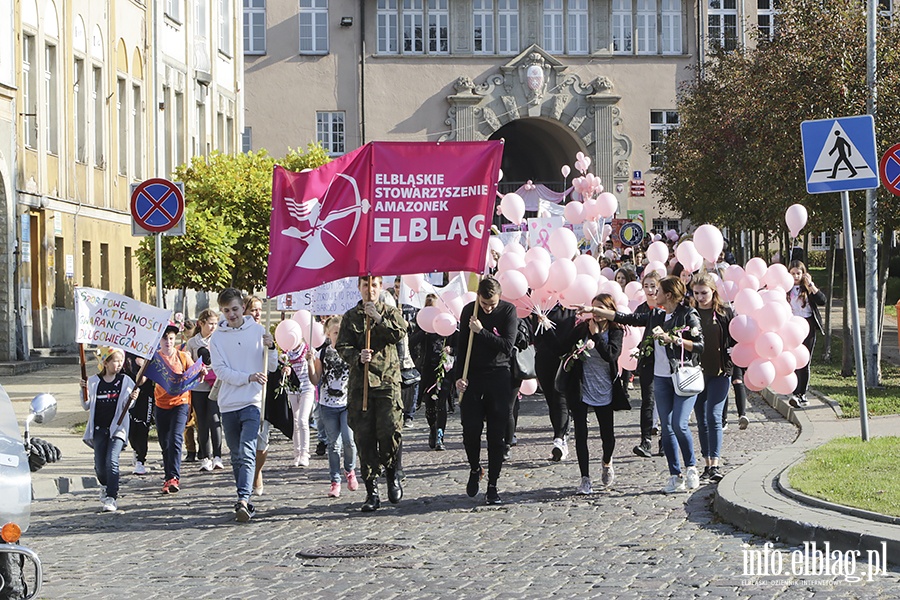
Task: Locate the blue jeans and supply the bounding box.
[221,405,260,503]
[318,404,357,483]
[694,375,731,460]
[156,403,190,481]
[93,430,125,498]
[654,375,697,476]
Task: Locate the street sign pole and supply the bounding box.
[840,190,869,441]
[155,233,164,308]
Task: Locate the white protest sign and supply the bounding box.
[75,287,171,359]
[538,199,565,218]
[276,277,361,315]
[399,274,469,309]
[527,216,564,252]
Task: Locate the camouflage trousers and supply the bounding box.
[347,386,403,481]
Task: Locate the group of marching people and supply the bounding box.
[79,246,824,516]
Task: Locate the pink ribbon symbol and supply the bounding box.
[537,227,550,250]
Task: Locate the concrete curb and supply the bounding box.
[714,387,900,565]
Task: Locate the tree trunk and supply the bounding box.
[841,245,854,377]
[823,232,836,362]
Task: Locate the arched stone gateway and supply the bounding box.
[441,45,633,193]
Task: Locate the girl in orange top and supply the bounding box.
[155,324,196,494]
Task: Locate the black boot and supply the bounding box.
[428,425,437,449]
[361,479,380,512]
[386,468,403,504]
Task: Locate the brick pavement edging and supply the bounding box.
[713,387,900,566]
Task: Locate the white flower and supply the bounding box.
[690,326,700,338]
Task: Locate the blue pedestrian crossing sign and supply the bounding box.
[801,115,879,194]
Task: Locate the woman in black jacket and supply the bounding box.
[592,276,705,494]
[563,293,623,495]
[690,273,735,484]
[787,260,827,408]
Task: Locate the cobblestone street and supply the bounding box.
[18,365,900,599]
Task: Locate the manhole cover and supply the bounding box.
[297,543,408,558]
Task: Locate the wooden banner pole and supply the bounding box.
[363,275,373,412]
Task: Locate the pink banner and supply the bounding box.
[268,141,503,296]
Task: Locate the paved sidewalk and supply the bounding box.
[4,364,899,598]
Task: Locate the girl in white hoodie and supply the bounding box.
[81,347,138,512]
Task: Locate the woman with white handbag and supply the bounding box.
[591,276,705,494]
[689,273,735,485]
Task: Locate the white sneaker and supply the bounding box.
[133,461,147,475]
[199,458,213,472]
[685,466,700,490]
[663,475,686,494]
[99,486,108,502]
[576,476,593,495]
[212,457,225,470]
[738,415,750,430]
[101,497,117,512]
[295,454,310,467]
[560,437,569,461]
[551,438,564,461]
[601,464,615,488]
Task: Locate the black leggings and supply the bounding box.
[570,399,615,478]
[637,363,656,442]
[536,357,569,439]
[506,377,521,445]
[724,366,748,422]
[421,370,449,433]
[129,417,150,463]
[460,370,512,485]
[192,391,222,460]
[793,319,818,396]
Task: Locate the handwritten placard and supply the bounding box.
[75,287,171,359]
[277,277,361,315]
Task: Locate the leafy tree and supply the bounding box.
[137,143,331,293]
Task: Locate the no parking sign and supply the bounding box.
[130,178,186,236]
[880,143,900,197]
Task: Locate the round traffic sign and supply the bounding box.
[880,143,900,197]
[619,221,644,247]
[130,178,185,233]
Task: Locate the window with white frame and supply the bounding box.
[473,0,494,53]
[427,0,449,53]
[226,115,234,154]
[92,65,104,167]
[377,0,448,54]
[543,0,563,54]
[219,0,232,55]
[652,218,681,234]
[245,0,267,54]
[23,34,36,148]
[498,0,519,54]
[217,111,225,153]
[242,127,252,152]
[612,0,632,53]
[117,77,127,175]
[377,0,399,53]
[299,0,327,54]
[567,0,588,55]
[197,0,209,38]
[708,0,737,51]
[166,0,181,22]
[661,0,682,53]
[133,84,142,179]
[650,110,678,168]
[402,0,424,53]
[45,43,58,154]
[176,90,185,167]
[74,57,86,162]
[757,0,777,40]
[636,0,657,54]
[316,111,345,155]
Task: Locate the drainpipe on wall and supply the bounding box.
[360,1,366,145]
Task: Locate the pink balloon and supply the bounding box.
[596,192,618,218]
[433,312,458,337]
[693,224,724,264]
[753,300,791,333]
[781,316,810,348]
[561,274,598,307]
[720,280,739,302]
[488,236,504,255]
[675,241,700,271]
[731,342,758,368]
[645,260,667,279]
[745,257,768,279]
[498,270,529,301]
[583,198,603,221]
[501,193,526,224]
[624,281,642,299]
[275,320,303,351]
[310,321,326,348]
[734,288,764,316]
[573,254,601,279]
[519,378,539,395]
[548,227,578,259]
[444,295,465,319]
[724,264,745,283]
[746,358,777,389]
[561,165,571,178]
[523,260,551,290]
[417,306,440,333]
[791,343,810,369]
[646,241,669,264]
[525,246,552,266]
[666,229,679,242]
[769,372,798,395]
[497,252,525,274]
[738,273,761,292]
[600,267,615,280]
[291,309,312,330]
[564,201,585,225]
[772,351,798,377]
[754,331,784,360]
[785,204,808,238]
[729,314,760,344]
[531,286,559,312]
[401,274,425,293]
[598,280,621,296]
[619,353,637,372]
[763,263,793,291]
[505,240,526,256]
[545,257,577,292]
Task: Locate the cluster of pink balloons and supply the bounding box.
[274,309,326,352]
[402,274,477,337]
